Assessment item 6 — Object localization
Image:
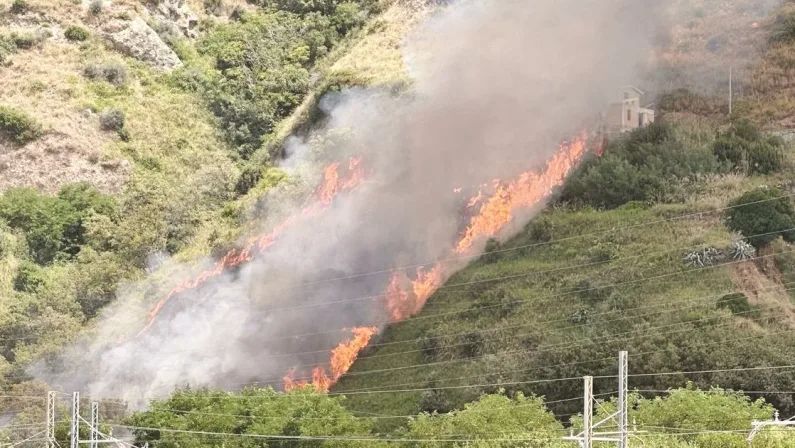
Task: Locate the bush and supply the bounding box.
[88,0,103,16]
[0,35,16,64]
[771,11,795,43]
[13,262,45,293]
[10,0,27,14]
[717,293,755,316]
[234,165,263,195]
[712,120,784,175]
[83,62,128,86]
[64,25,90,42]
[725,187,795,248]
[0,105,43,145]
[204,0,223,15]
[10,32,35,49]
[561,122,722,209]
[99,109,125,131]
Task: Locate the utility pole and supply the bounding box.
[748,411,795,447]
[70,392,80,448]
[729,66,733,117]
[46,391,56,448]
[583,375,593,448]
[618,351,628,448]
[90,401,99,448]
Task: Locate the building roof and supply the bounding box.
[622,85,645,95]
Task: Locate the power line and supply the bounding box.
[240,295,793,386]
[155,279,790,372]
[228,235,795,346]
[144,392,614,422]
[110,424,566,443]
[256,226,795,316]
[333,327,795,395]
[224,191,795,292]
[134,227,795,376]
[329,325,795,395]
[131,194,795,342]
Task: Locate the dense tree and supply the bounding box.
[129,387,373,448]
[725,187,795,248]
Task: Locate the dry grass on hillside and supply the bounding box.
[0,40,131,193]
[330,0,435,87]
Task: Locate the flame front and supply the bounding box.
[134,158,366,338]
[455,134,587,254]
[284,326,378,392]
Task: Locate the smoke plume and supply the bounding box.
[41,0,663,405]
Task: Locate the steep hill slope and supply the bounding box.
[335,194,795,428]
[333,2,795,427]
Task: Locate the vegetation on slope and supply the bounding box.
[0,0,392,389]
[334,119,795,429]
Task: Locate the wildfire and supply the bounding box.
[134,158,366,338]
[455,134,588,254]
[283,326,378,392]
[385,271,410,321]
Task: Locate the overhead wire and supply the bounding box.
[222,191,795,293]
[224,280,795,386]
[130,194,795,345]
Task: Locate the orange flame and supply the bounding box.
[385,271,410,321]
[455,134,587,254]
[411,265,445,314]
[134,158,366,338]
[284,326,378,392]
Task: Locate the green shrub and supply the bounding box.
[771,11,795,43]
[561,122,722,209]
[10,0,28,14]
[10,32,35,49]
[0,35,16,64]
[13,262,45,293]
[117,127,132,142]
[712,120,784,175]
[99,109,125,131]
[717,293,756,316]
[725,187,795,248]
[64,25,90,42]
[0,105,43,145]
[234,165,263,195]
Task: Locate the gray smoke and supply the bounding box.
[40,0,664,405]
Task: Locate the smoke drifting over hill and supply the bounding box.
[41,0,662,404]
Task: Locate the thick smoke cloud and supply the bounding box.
[40,0,662,405]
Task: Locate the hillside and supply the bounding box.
[3,0,795,446]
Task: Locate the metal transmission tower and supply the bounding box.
[584,375,593,448]
[46,391,57,448]
[563,352,631,448]
[91,401,99,448]
[70,392,80,448]
[747,411,795,447]
[617,350,629,448]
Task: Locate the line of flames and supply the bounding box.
[129,157,366,341]
[129,131,593,392]
[283,326,378,393]
[285,132,593,391]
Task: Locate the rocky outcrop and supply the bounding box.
[149,0,199,38]
[102,19,182,72]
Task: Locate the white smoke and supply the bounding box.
[39,0,664,405]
